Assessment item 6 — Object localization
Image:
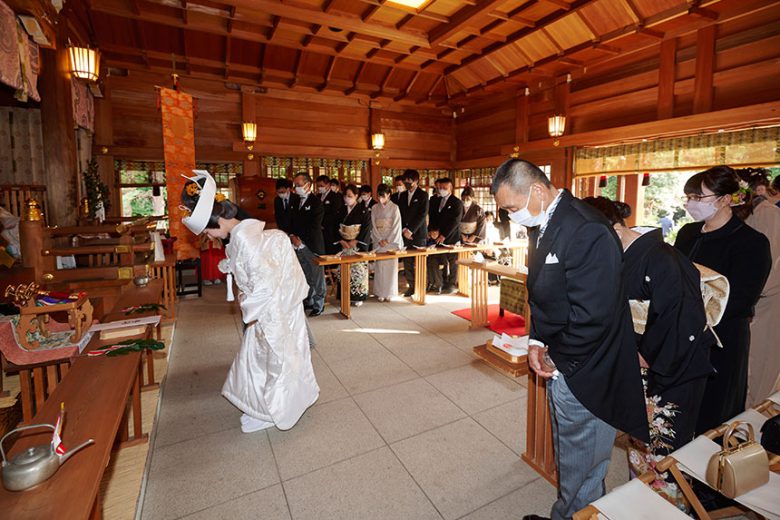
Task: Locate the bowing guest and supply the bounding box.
[291,173,327,317]
[585,197,715,505]
[492,159,648,520]
[371,184,403,302]
[274,178,298,234]
[330,177,342,194]
[397,169,429,297]
[427,178,463,294]
[460,186,486,244]
[336,185,371,305]
[675,166,771,433]
[390,175,406,205]
[317,174,344,255]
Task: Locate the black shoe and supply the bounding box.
[427,286,442,294]
[522,516,549,520]
[403,289,415,297]
[309,309,323,317]
[441,285,457,295]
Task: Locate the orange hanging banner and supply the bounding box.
[160,87,200,260]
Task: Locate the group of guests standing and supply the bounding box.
[273,169,493,308]
[498,160,777,520]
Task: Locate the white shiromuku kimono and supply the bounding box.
[370,201,403,300]
[746,200,780,406]
[221,219,319,430]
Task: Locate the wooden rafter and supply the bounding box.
[302,24,320,47]
[226,5,236,33]
[132,19,150,68]
[361,0,386,22]
[429,0,507,47]
[344,61,366,95]
[576,10,599,41]
[318,55,337,92]
[394,70,421,101]
[371,67,394,99]
[289,49,303,88]
[180,28,192,74]
[540,27,565,54]
[617,0,641,24]
[180,0,187,24]
[541,0,571,10]
[224,34,231,79]
[417,74,444,104]
[268,16,280,41]
[484,55,508,77]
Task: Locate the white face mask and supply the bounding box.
[344,196,356,207]
[318,186,328,195]
[295,186,308,197]
[685,199,719,222]
[508,187,546,227]
[438,189,449,198]
[360,194,371,202]
[396,186,405,193]
[279,192,289,200]
[463,199,472,208]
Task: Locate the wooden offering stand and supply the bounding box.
[4,283,93,350]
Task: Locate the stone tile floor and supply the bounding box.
[139,286,629,520]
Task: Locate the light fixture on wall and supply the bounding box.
[68,45,100,82]
[242,122,257,150]
[598,175,608,188]
[372,132,385,165]
[548,114,566,147]
[642,173,651,186]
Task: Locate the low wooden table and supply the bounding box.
[315,242,527,319]
[457,259,528,329]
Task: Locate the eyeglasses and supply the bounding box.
[684,194,719,202]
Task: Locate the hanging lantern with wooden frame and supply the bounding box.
[68,45,100,82]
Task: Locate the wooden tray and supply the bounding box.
[486,338,527,364]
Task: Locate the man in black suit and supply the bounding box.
[273,178,298,235]
[358,185,377,211]
[427,178,463,294]
[492,159,648,520]
[397,169,429,297]
[316,175,343,255]
[291,172,327,317]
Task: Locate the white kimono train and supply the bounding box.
[370,201,403,300]
[221,219,319,430]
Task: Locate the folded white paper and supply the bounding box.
[490,333,528,357]
[593,478,689,519]
[88,315,161,332]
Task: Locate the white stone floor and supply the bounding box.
[139,285,629,520]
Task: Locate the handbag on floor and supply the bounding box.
[706,421,769,498]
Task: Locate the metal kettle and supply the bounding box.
[1,424,94,491]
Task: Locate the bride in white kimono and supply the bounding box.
[370,183,403,301]
[181,170,319,433]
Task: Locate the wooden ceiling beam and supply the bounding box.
[181,28,192,74]
[223,0,430,47]
[540,27,565,54]
[224,34,231,79]
[371,67,394,99]
[394,70,420,101]
[268,16,280,41]
[302,24,320,47]
[355,0,448,23]
[617,0,641,24]
[429,0,507,47]
[132,19,150,68]
[487,10,535,27]
[180,0,187,24]
[226,5,236,33]
[289,49,303,87]
[540,0,571,10]
[361,0,386,22]
[417,74,443,104]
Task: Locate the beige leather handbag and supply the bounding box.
[705,421,769,498]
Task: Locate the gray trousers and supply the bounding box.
[295,246,326,313]
[548,375,616,520]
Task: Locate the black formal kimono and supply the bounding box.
[290,194,325,255]
[528,191,649,441]
[427,195,463,290]
[398,188,429,289]
[320,189,344,254]
[624,228,715,457]
[336,203,372,301]
[460,202,486,244]
[274,193,299,235]
[674,216,771,433]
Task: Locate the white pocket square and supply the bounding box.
[545,253,559,264]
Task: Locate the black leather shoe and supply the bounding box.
[441,285,457,295]
[309,309,323,317]
[521,515,550,520]
[427,286,442,294]
[403,289,415,297]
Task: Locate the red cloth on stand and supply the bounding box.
[201,242,227,281]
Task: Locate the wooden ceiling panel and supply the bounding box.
[514,1,564,21]
[229,39,262,67]
[515,31,559,63]
[468,56,503,83]
[579,0,633,36]
[91,12,137,47]
[139,21,185,54]
[545,14,594,50]
[631,0,681,19]
[299,51,329,78]
[450,67,482,90]
[491,45,533,71]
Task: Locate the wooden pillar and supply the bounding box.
[93,82,119,216]
[622,174,643,227]
[368,108,382,188]
[38,42,78,226]
[241,88,258,176]
[693,26,716,114]
[657,38,677,119]
[515,90,529,146]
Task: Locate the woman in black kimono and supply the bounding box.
[585,196,715,507]
[336,184,372,304]
[674,166,771,434]
[460,187,486,245]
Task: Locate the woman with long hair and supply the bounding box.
[370,183,402,301]
[181,170,319,433]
